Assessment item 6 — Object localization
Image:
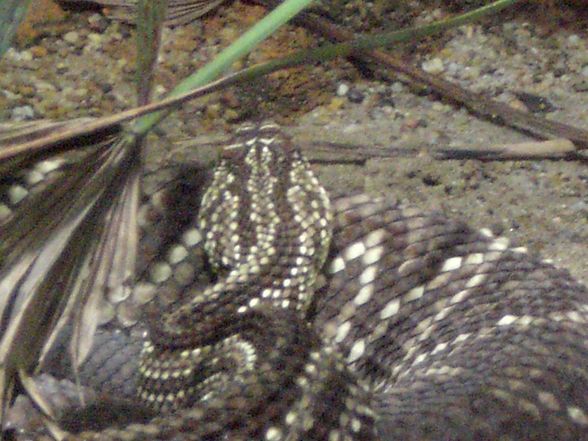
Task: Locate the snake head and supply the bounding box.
[198,123,332,278]
[216,121,298,183]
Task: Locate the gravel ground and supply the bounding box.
[0,0,587,287]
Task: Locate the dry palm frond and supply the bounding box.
[0,0,327,431]
[62,0,226,25]
[0,2,167,430]
[0,120,141,427]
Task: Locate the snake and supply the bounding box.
[6,123,588,440]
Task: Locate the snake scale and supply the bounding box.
[6,123,588,440]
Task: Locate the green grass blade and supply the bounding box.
[0,0,520,159]
[236,0,521,79]
[136,0,169,105]
[127,0,520,136]
[132,0,315,136]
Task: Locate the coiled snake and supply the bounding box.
[19,124,588,439]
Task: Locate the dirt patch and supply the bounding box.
[1,1,587,282]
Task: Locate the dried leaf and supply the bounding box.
[62,0,225,25]
[0,124,140,428]
[18,369,67,440]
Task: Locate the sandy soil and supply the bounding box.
[0,1,587,285]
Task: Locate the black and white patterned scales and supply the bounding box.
[4,124,588,440]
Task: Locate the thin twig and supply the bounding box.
[258,3,588,150]
[436,138,585,160]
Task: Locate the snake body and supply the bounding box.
[317,195,588,439]
[135,122,357,423]
[8,124,588,440]
[59,124,377,440]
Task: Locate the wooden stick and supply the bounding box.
[253,2,588,151]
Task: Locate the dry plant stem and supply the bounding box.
[436,138,581,160]
[284,8,588,150]
[306,139,578,163]
[0,75,234,161]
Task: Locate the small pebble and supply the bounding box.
[63,31,79,44]
[221,90,240,108]
[402,118,427,130]
[336,83,349,97]
[347,88,364,104]
[462,66,481,80]
[567,34,581,47]
[572,80,588,93]
[446,62,460,77]
[11,105,35,120]
[154,84,167,98]
[87,32,104,46]
[30,45,48,58]
[422,58,444,74]
[17,50,33,62]
[35,81,57,93]
[328,97,346,111]
[376,91,395,108]
[56,63,68,74]
[432,102,450,113]
[391,82,404,93]
[88,13,109,33]
[514,92,557,113]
